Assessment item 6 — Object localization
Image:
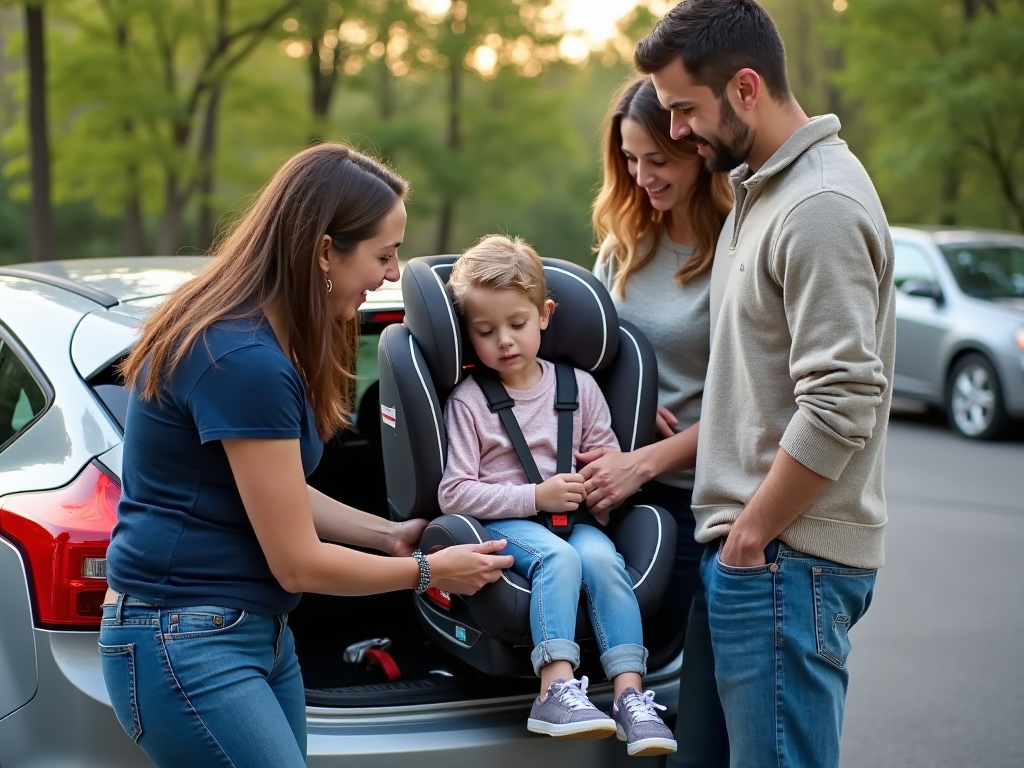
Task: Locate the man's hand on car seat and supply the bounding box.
[389,518,430,558]
[535,473,587,513]
[427,539,515,594]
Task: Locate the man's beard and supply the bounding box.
[690,96,753,173]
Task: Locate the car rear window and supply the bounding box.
[87,362,130,431]
[90,326,391,436]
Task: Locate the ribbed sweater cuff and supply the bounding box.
[518,484,539,518]
[780,410,856,481]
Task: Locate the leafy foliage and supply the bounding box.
[829,0,1024,229]
[3,0,1020,268]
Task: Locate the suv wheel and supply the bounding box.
[946,353,1007,440]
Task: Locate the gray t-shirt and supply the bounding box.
[593,232,710,489]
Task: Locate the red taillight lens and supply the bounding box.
[0,462,119,629]
[367,311,405,324]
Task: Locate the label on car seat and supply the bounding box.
[381,404,397,429]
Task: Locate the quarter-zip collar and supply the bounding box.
[727,114,843,249]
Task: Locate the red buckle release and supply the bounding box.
[363,648,402,681]
[552,514,568,527]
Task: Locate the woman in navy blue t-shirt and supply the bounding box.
[99,143,514,768]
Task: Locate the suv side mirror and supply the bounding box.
[901,279,944,305]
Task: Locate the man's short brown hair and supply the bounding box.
[634,0,791,103]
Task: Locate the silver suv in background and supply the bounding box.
[891,226,1024,439]
[0,257,680,767]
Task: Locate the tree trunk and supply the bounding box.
[308,39,343,144]
[116,22,145,256]
[435,62,461,255]
[158,171,185,255]
[196,85,223,251]
[990,160,1024,231]
[939,164,960,226]
[824,46,844,116]
[378,57,393,120]
[123,166,145,256]
[24,3,53,262]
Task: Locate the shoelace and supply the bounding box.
[619,689,667,723]
[554,676,594,711]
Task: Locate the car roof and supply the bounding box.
[890,225,1024,248]
[1,256,409,389]
[0,255,406,312]
[0,256,210,306]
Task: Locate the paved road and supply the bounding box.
[841,408,1024,768]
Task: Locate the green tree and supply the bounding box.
[397,0,565,253]
[3,0,301,255]
[832,0,1024,230]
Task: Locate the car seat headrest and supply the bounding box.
[401,255,620,389]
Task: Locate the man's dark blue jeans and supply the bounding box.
[701,538,877,768]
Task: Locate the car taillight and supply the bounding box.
[366,310,405,324]
[0,461,119,629]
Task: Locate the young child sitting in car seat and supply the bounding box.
[437,235,676,758]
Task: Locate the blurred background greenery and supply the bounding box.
[1,0,1022,267]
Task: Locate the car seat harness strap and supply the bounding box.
[475,363,578,537]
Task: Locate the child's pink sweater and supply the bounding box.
[438,359,620,520]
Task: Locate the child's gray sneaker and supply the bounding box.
[527,677,617,739]
[612,687,677,757]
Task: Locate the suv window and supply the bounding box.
[0,341,47,448]
[893,241,936,288]
[355,330,381,408]
[939,244,1024,299]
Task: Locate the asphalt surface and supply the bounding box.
[841,405,1024,768]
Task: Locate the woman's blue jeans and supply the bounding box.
[98,594,306,768]
[484,518,647,679]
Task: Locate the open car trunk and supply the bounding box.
[295,396,683,709]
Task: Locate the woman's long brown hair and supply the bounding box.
[120,142,408,439]
[593,76,733,298]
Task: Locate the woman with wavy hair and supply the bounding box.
[100,142,513,768]
[581,75,732,766]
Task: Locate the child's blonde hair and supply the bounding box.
[448,234,548,313]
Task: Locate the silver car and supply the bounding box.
[0,257,680,767]
[890,226,1024,439]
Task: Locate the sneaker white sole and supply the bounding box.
[616,725,678,756]
[528,717,617,739]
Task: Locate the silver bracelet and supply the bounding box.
[412,549,431,594]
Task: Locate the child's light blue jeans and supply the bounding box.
[483,518,647,678]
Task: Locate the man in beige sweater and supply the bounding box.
[587,2,895,767]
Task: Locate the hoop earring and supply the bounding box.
[326,277,333,293]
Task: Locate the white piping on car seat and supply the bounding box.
[545,267,608,372]
[429,265,461,384]
[629,505,662,591]
[619,325,643,452]
[451,514,531,594]
[410,335,445,476]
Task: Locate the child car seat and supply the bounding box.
[377,255,677,677]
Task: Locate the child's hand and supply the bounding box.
[535,473,586,513]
